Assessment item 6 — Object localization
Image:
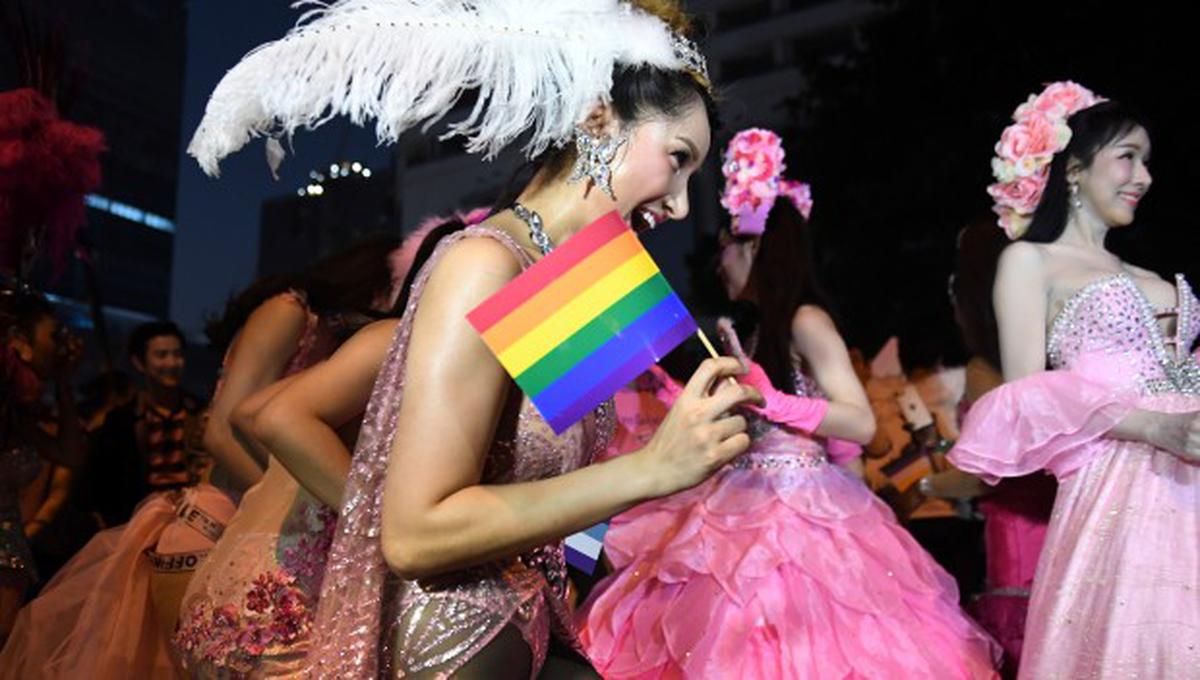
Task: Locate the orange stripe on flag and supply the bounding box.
[481,230,643,352]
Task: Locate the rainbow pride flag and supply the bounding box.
[468,211,695,434]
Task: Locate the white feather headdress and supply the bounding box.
[189,0,701,176]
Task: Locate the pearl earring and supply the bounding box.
[1070,182,1083,211]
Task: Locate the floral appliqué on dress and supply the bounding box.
[174,502,336,675]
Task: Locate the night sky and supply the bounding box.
[172,1,392,337]
[171,1,1200,365]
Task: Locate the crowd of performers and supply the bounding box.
[1,1,1196,678]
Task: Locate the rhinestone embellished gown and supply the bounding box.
[950,273,1200,679]
[303,226,613,679]
[174,291,338,677]
[577,366,1001,679]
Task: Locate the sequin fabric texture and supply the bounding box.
[173,502,337,675]
[305,226,614,679]
[1046,273,1200,392]
[0,444,42,583]
[952,271,1200,678]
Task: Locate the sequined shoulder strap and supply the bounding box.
[305,221,533,679]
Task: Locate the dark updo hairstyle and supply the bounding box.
[951,219,1009,371]
[1022,100,1149,243]
[738,199,833,395]
[416,37,720,289]
[492,61,720,217]
[205,233,401,353]
[0,283,54,340]
[493,0,718,209]
[406,3,718,307]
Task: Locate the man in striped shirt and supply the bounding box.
[86,322,205,526]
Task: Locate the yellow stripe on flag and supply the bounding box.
[497,251,659,375]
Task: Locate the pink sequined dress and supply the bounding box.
[174,291,339,677]
[303,226,613,679]
[951,273,1200,679]
[578,367,1001,679]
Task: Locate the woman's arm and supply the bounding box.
[24,466,72,540]
[203,294,308,491]
[20,376,86,470]
[792,306,876,444]
[379,238,758,580]
[248,320,399,508]
[993,242,1048,381]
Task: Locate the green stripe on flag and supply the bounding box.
[516,274,674,397]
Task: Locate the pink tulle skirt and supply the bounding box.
[577,433,1000,679]
[0,484,235,680]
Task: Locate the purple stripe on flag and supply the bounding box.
[539,295,695,433]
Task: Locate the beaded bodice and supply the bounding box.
[737,368,829,470]
[1047,273,1200,395]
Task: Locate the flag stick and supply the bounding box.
[695,328,742,389]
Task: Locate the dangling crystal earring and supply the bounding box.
[568,126,626,200]
[1070,182,1084,210]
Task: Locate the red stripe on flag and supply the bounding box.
[467,211,629,332]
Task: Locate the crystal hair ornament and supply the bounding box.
[189,0,708,177]
[671,33,709,86]
[720,128,814,236]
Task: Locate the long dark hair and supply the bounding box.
[739,200,833,395]
[951,218,1008,370]
[1023,101,1149,243]
[206,232,401,352]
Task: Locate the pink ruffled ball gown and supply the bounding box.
[950,273,1200,679]
[577,367,1000,679]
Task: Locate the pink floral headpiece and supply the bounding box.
[721,128,813,236]
[988,81,1106,239]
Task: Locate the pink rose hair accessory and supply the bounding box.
[988,81,1105,239]
[721,128,814,236]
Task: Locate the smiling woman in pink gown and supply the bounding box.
[950,83,1200,678]
[577,128,1000,679]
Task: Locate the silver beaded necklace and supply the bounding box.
[512,202,554,256]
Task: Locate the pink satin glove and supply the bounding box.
[738,359,830,433]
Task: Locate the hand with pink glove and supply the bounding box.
[715,318,830,434]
